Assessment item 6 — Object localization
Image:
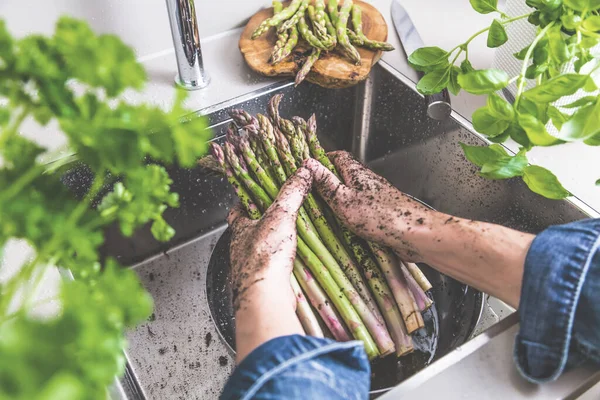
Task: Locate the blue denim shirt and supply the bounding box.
[221,219,600,399]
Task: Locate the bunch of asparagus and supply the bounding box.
[202,94,432,360]
[253,0,394,86]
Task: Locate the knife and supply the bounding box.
[391,0,452,120]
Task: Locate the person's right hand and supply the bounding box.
[304,151,434,261]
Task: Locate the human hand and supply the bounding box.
[227,167,313,312]
[304,151,432,260]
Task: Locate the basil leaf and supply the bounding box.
[506,122,533,149]
[584,134,600,145]
[487,20,508,48]
[514,44,531,60]
[558,100,600,140]
[518,113,563,146]
[408,47,449,70]
[533,40,549,64]
[448,66,462,96]
[472,106,511,136]
[547,26,570,64]
[526,63,548,79]
[522,165,570,199]
[596,178,600,186]
[564,0,600,12]
[583,76,598,92]
[562,14,582,30]
[581,36,599,48]
[522,74,588,102]
[480,152,528,180]
[583,15,600,31]
[547,106,569,130]
[561,96,597,108]
[470,0,498,14]
[488,129,510,143]
[460,142,508,166]
[519,97,549,123]
[460,59,475,74]
[487,93,514,120]
[416,68,451,95]
[457,69,509,94]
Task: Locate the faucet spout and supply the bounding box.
[165,0,210,90]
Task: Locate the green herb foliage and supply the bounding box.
[0,17,211,398]
[412,1,600,199]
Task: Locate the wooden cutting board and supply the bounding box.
[239,0,389,89]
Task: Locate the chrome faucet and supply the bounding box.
[165,0,210,90]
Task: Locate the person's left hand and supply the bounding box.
[227,167,313,313]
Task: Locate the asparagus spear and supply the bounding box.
[350,5,365,45]
[400,262,433,312]
[298,14,330,51]
[252,0,303,39]
[348,29,395,52]
[279,0,310,33]
[322,11,338,45]
[273,121,388,330]
[342,229,414,356]
[369,243,424,333]
[244,118,394,357]
[293,259,352,341]
[272,0,283,14]
[213,142,328,340]
[291,273,325,337]
[336,0,361,65]
[271,25,299,64]
[307,5,328,39]
[327,0,340,25]
[224,139,380,358]
[295,48,321,86]
[404,261,433,291]
[272,29,290,59]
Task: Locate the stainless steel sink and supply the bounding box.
[77,62,594,399]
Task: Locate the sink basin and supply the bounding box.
[61,62,593,399]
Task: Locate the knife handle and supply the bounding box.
[425,89,452,120]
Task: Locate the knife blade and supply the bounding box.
[391,0,451,120]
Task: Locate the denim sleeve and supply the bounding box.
[515,218,600,383]
[220,335,370,400]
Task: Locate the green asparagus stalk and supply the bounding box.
[271,25,299,64]
[293,259,352,341]
[307,5,328,39]
[350,5,365,45]
[269,119,394,355]
[244,119,394,357]
[272,29,290,58]
[343,230,414,356]
[211,143,261,220]
[404,261,433,291]
[290,273,325,337]
[274,123,385,319]
[252,0,303,39]
[327,0,340,26]
[369,243,424,334]
[279,0,309,33]
[225,138,380,358]
[273,0,283,14]
[336,0,361,65]
[348,29,395,51]
[295,47,321,86]
[321,12,338,46]
[298,14,330,51]
[400,261,433,311]
[213,142,328,340]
